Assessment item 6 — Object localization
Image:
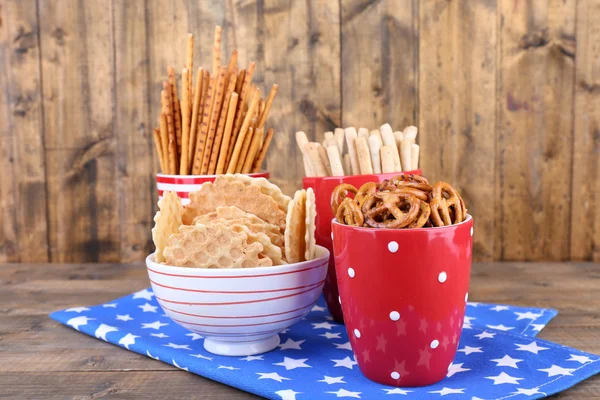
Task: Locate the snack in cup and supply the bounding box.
[331,175,473,386]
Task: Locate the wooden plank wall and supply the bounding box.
[0,0,598,263]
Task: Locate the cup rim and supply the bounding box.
[156,170,269,179]
[302,169,422,183]
[332,213,473,232]
[146,245,330,276]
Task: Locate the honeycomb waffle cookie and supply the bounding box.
[285,189,307,263]
[304,187,316,261]
[163,223,273,268]
[220,174,291,213]
[152,191,184,263]
[225,222,285,266]
[183,178,287,231]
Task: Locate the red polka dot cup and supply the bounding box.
[332,215,473,387]
[156,171,270,205]
[303,170,422,323]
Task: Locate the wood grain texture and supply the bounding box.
[570,0,600,262]
[0,0,49,263]
[497,0,576,261]
[1,261,599,398]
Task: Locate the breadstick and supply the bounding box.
[208,69,237,174]
[326,145,344,176]
[411,143,420,170]
[186,34,194,103]
[403,125,418,142]
[368,134,382,174]
[216,93,239,174]
[316,143,332,176]
[192,76,216,174]
[235,69,246,94]
[400,139,412,172]
[227,90,260,173]
[380,145,396,173]
[355,136,373,174]
[158,108,169,174]
[334,128,345,155]
[201,67,227,174]
[394,131,404,150]
[188,67,204,168]
[324,131,334,143]
[153,128,166,173]
[304,142,328,177]
[229,62,256,162]
[358,127,369,139]
[252,128,274,173]
[303,156,314,176]
[344,127,361,175]
[342,154,351,177]
[256,84,278,130]
[212,26,222,75]
[296,131,314,176]
[242,127,263,173]
[380,123,401,171]
[227,50,238,74]
[167,67,182,158]
[180,68,191,174]
[236,126,254,172]
[163,81,178,174]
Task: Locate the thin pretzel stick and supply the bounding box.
[368,134,382,174]
[153,128,166,173]
[342,154,351,176]
[326,145,344,176]
[231,62,256,145]
[334,128,344,155]
[163,81,178,174]
[188,67,204,169]
[411,143,420,170]
[192,76,216,174]
[236,126,254,172]
[180,68,191,174]
[227,90,260,173]
[158,99,169,172]
[167,67,182,158]
[358,127,369,139]
[356,136,373,174]
[380,123,401,171]
[208,69,237,174]
[201,67,227,174]
[304,142,328,177]
[252,127,274,173]
[235,69,246,94]
[316,143,332,176]
[186,33,194,109]
[256,84,278,130]
[380,145,396,173]
[227,50,238,74]
[216,93,239,174]
[242,127,263,173]
[212,26,222,75]
[344,127,361,175]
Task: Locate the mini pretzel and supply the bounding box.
[407,200,431,228]
[362,192,420,229]
[355,182,378,206]
[336,197,364,226]
[382,175,433,192]
[429,181,465,226]
[393,173,430,185]
[388,186,429,202]
[331,183,358,215]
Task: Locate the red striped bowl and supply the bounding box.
[145,245,329,356]
[156,171,270,205]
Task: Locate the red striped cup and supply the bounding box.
[146,245,329,356]
[156,171,270,205]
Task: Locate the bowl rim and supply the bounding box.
[156,170,269,179]
[332,213,473,232]
[146,244,330,276]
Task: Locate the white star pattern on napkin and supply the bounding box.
[458,346,483,355]
[142,321,168,330]
[275,389,301,400]
[164,343,190,350]
[428,387,465,396]
[133,289,155,301]
[65,307,90,313]
[538,365,575,377]
[447,363,470,378]
[274,357,311,370]
[326,388,361,398]
[491,355,523,369]
[331,357,357,370]
[485,372,524,385]
[66,316,95,331]
[138,303,158,313]
[95,324,118,341]
[474,331,496,340]
[383,388,413,395]
[318,376,346,384]
[118,333,139,349]
[257,372,290,382]
[279,338,305,350]
[568,354,593,364]
[516,341,549,354]
[486,324,514,331]
[116,314,133,322]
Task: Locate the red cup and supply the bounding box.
[302,170,422,323]
[332,215,473,387]
[156,171,270,204]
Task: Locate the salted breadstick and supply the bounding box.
[403,125,418,142]
[227,90,260,173]
[242,127,263,173]
[216,93,239,174]
[212,26,222,75]
[394,131,404,151]
[256,84,278,130]
[159,109,169,174]
[324,131,334,144]
[180,68,191,174]
[334,128,344,155]
[153,128,166,173]
[400,139,412,172]
[342,154,351,176]
[358,127,369,139]
[316,143,332,176]
[344,127,361,175]
[229,62,256,162]
[227,50,238,74]
[323,136,338,152]
[163,81,178,174]
[355,136,373,174]
[411,143,420,170]
[252,128,274,173]
[167,67,182,158]
[326,145,344,176]
[367,135,382,174]
[380,123,401,172]
[188,67,204,168]
[208,69,237,174]
[201,67,227,174]
[296,131,314,176]
[304,142,328,177]
[380,145,396,173]
[235,69,246,94]
[192,76,216,174]
[186,34,194,99]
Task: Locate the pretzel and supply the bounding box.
[381,174,432,192]
[355,182,378,206]
[362,192,420,229]
[331,183,358,215]
[407,200,431,228]
[335,198,364,226]
[429,181,466,226]
[388,186,429,202]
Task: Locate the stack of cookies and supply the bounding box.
[152,174,316,268]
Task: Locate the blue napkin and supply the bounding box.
[51,290,599,400]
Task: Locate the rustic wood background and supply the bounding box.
[1,0,598,264]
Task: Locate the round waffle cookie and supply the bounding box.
[285,189,307,263]
[152,191,184,263]
[219,174,291,213]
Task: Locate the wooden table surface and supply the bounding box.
[1,262,599,399]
